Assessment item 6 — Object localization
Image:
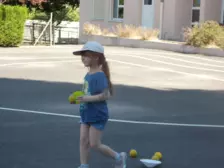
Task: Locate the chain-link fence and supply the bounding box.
[23,21,79,45]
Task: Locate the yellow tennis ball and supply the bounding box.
[68,91,84,104]
[129,149,137,158]
[73,91,84,99]
[152,155,160,160]
[72,91,84,104]
[154,152,162,159]
[68,95,75,104]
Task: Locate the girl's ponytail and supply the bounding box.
[101,56,113,95]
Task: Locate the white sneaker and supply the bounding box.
[114,152,127,168]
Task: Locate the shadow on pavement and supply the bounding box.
[0,78,223,124]
[0,78,224,168]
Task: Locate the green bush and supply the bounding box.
[184,21,224,49]
[215,27,224,49]
[0,5,28,47]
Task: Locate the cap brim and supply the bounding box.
[73,49,88,55]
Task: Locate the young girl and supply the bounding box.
[73,41,127,168]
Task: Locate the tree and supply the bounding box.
[39,0,80,24]
[2,0,80,24]
[2,0,79,7]
[0,0,7,4]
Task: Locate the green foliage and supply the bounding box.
[1,0,22,6]
[28,8,48,20]
[40,0,79,11]
[39,0,79,25]
[3,0,79,24]
[65,5,79,22]
[28,5,79,24]
[184,21,224,49]
[0,5,28,47]
[215,27,224,49]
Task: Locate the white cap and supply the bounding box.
[73,41,104,55]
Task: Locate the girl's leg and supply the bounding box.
[89,125,127,168]
[80,123,90,167]
[89,125,117,158]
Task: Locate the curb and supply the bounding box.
[78,35,224,57]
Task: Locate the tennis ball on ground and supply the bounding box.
[129,149,138,158]
[151,155,160,160]
[154,152,162,159]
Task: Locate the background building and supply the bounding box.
[79,0,224,41]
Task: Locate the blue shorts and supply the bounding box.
[79,119,108,131]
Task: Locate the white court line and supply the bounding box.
[1,56,224,82]
[0,56,79,60]
[108,54,224,73]
[1,106,224,128]
[0,60,80,67]
[108,50,224,64]
[107,58,224,82]
[1,45,223,64]
[108,52,224,68]
[0,57,224,82]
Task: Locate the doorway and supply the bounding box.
[142,0,154,28]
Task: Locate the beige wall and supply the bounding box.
[79,0,93,38]
[124,0,160,28]
[154,0,160,29]
[162,0,176,40]
[123,0,142,26]
[79,0,224,42]
[222,0,224,22]
[161,0,192,41]
[79,0,121,38]
[200,0,222,23]
[174,0,192,40]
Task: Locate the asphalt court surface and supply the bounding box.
[1,45,224,168]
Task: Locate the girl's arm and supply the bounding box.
[77,88,110,103]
